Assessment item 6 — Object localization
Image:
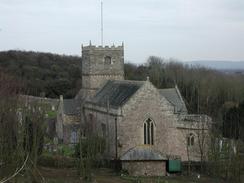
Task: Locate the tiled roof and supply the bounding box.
[159,87,187,113]
[63,99,80,115]
[89,80,144,108]
[120,146,166,161]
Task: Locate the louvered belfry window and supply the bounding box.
[104,56,112,64]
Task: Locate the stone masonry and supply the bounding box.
[81,44,124,98]
[20,43,212,176]
[80,43,212,176]
[53,43,212,175]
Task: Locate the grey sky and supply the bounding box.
[0,0,244,63]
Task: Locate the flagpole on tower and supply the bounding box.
[101,1,104,46]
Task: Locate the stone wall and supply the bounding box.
[82,45,124,75]
[122,161,166,176]
[166,117,211,161]
[84,81,175,160]
[56,96,81,144]
[63,114,80,125]
[166,128,202,161]
[83,79,211,168]
[82,74,123,91]
[118,81,177,157]
[81,44,124,97]
[62,114,80,144]
[83,106,121,159]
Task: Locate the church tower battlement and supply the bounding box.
[81,43,124,97]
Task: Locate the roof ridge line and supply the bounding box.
[175,85,185,104]
[111,79,145,84]
[158,88,175,90]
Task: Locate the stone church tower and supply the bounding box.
[81,43,124,98]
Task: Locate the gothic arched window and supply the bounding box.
[104,56,112,64]
[187,133,195,146]
[70,131,77,144]
[144,118,154,145]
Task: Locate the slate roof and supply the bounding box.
[63,99,80,115]
[120,146,166,161]
[89,80,144,108]
[159,87,187,114]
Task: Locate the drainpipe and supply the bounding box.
[115,117,118,160]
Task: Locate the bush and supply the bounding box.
[57,145,75,157]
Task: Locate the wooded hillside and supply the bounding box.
[0,51,244,182]
[1,51,244,126]
[126,56,244,117]
[125,56,244,140]
[0,50,82,98]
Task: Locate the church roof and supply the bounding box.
[89,80,144,108]
[159,87,187,113]
[120,146,167,161]
[63,99,80,115]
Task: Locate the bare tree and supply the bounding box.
[0,72,25,180]
[0,71,48,182]
[78,108,106,182]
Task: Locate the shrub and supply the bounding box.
[57,145,75,157]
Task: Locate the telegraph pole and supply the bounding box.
[101,1,104,46]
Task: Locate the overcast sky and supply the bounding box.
[0,0,244,63]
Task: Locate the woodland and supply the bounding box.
[0,50,243,138]
[0,50,243,182]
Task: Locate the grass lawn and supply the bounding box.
[16,167,229,183]
[121,175,228,183]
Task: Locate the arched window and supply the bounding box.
[104,56,112,64]
[187,133,195,146]
[71,131,77,144]
[144,118,154,145]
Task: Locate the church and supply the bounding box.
[55,43,212,176]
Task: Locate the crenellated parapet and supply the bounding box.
[81,42,124,51]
